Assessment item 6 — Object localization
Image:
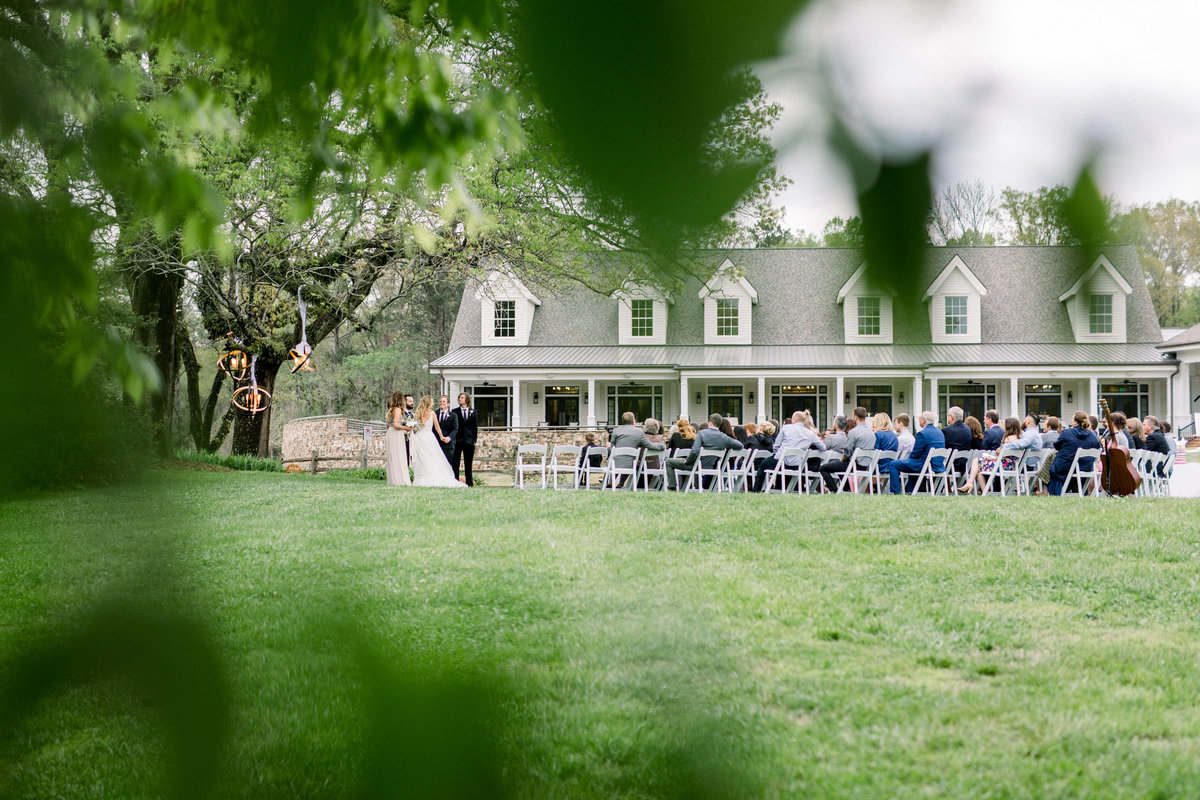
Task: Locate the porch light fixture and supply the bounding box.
[845,391,851,402]
[748,391,755,404]
[696,391,702,405]
[898,391,905,404]
[533,391,539,404]
[1067,391,1074,403]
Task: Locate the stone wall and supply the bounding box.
[280,415,609,473]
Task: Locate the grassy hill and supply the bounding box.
[2,471,1199,799]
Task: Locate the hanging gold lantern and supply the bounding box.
[232,354,272,414]
[218,349,250,380]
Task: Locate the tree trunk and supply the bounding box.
[130,268,184,456]
[230,359,281,457]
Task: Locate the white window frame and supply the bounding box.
[944,295,968,336]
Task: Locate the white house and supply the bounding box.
[431,247,1188,432]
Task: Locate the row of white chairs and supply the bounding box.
[512,442,1174,496]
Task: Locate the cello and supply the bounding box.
[1097,398,1140,497]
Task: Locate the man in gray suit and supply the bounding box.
[666,412,743,490]
[820,406,875,492]
[608,411,666,485]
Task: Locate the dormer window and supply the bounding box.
[699,258,756,345]
[1089,294,1113,334]
[716,298,739,337]
[1058,255,1132,343]
[494,300,516,338]
[924,256,987,344]
[476,269,541,346]
[945,296,968,335]
[630,298,654,337]
[857,297,881,336]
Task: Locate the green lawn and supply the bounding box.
[2,471,1200,799]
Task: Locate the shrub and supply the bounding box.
[324,467,386,481]
[174,449,283,472]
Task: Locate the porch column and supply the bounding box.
[680,374,690,422]
[1088,376,1098,416]
[757,375,766,423]
[928,376,938,418]
[511,378,522,428]
[448,381,459,403]
[586,378,596,428]
[912,375,923,419]
[835,376,845,418]
[1010,378,1019,419]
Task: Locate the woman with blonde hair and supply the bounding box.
[872,412,899,457]
[384,391,412,486]
[408,395,467,488]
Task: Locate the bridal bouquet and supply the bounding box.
[402,411,417,430]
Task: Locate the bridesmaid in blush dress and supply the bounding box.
[385,391,412,486]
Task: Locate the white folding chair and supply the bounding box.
[837,448,878,494]
[549,444,582,489]
[1063,447,1102,496]
[722,449,754,492]
[870,449,899,494]
[682,448,730,492]
[603,446,643,490]
[982,447,1028,496]
[578,446,609,489]
[763,446,809,494]
[1021,448,1053,495]
[514,443,548,489]
[637,448,668,491]
[903,447,953,495]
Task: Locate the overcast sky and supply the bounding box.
[758,0,1200,234]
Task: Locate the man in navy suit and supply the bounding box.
[435,394,458,465]
[982,410,1004,450]
[884,411,946,494]
[941,405,973,475]
[453,392,478,486]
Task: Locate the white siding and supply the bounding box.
[842,294,894,344]
[929,270,982,344]
[478,273,539,346]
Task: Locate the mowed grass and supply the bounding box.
[3,471,1200,799]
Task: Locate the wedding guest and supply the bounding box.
[719,417,737,440]
[982,410,1004,449]
[873,412,899,454]
[1107,411,1131,448]
[1041,416,1061,449]
[666,413,743,490]
[643,418,666,470]
[1163,421,1178,460]
[894,413,916,456]
[579,431,604,469]
[958,416,1020,494]
[1047,411,1100,495]
[1126,417,1146,449]
[819,406,873,492]
[751,411,826,493]
[942,405,973,474]
[746,422,775,450]
[823,415,850,459]
[384,391,412,487]
[668,417,696,451]
[609,411,665,483]
[965,415,985,449]
[883,411,946,494]
[1144,415,1171,475]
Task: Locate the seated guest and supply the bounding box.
[982,410,1004,450]
[873,412,899,460]
[965,415,985,449]
[752,411,826,492]
[643,418,666,470]
[743,422,758,438]
[746,422,775,450]
[608,412,665,487]
[696,422,709,431]
[1088,414,1099,435]
[733,423,748,444]
[820,407,874,492]
[1106,411,1131,449]
[823,415,850,459]
[1143,415,1171,476]
[1047,411,1101,495]
[894,413,916,456]
[719,417,737,440]
[1163,421,1178,460]
[578,431,605,485]
[666,413,743,490]
[942,405,973,475]
[883,411,946,494]
[1126,417,1146,450]
[668,417,695,451]
[1041,416,1061,449]
[1016,414,1044,467]
[958,416,1021,493]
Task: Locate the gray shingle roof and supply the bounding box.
[431,343,1170,370]
[444,246,1165,359]
[1160,320,1200,349]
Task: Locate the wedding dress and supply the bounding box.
[410,415,467,488]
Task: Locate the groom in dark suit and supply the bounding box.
[453,392,478,486]
[435,394,458,465]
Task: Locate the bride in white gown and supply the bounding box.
[410,396,468,488]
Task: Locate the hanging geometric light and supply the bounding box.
[289,286,316,373]
[217,332,250,380]
[232,354,272,414]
